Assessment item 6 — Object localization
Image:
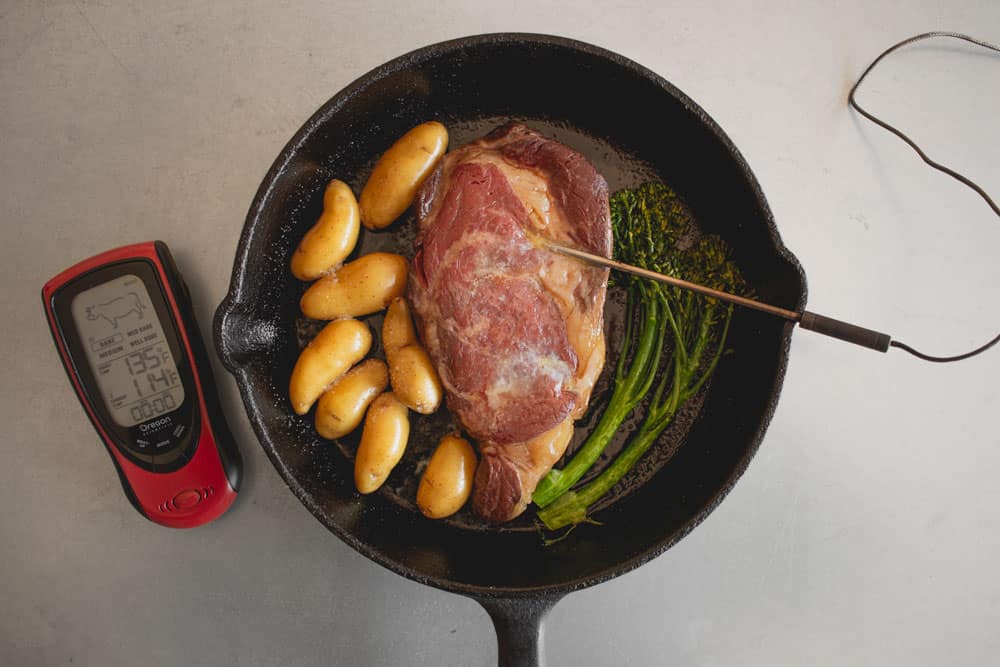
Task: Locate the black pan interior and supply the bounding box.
[215,34,806,596]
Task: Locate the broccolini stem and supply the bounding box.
[537,425,665,531]
[614,294,636,385]
[533,290,663,508]
[538,306,735,531]
[686,306,733,400]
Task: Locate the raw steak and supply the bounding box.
[409,122,611,522]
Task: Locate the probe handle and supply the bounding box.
[799,311,891,352]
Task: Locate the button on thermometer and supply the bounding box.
[42,242,242,528]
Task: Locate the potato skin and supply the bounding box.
[381,296,417,354]
[354,392,410,494]
[417,433,477,519]
[300,252,408,320]
[389,344,442,415]
[290,179,361,281]
[288,319,372,415]
[315,359,389,440]
[359,121,448,230]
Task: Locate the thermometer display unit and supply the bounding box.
[43,241,241,528]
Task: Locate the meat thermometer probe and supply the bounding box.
[547,242,997,362]
[42,241,242,528]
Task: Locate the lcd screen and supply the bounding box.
[70,274,185,427]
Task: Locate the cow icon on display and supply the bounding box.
[85,292,146,329]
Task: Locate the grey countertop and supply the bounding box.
[3,2,999,665]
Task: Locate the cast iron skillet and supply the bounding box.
[214,33,806,666]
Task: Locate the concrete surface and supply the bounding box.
[2,1,999,665]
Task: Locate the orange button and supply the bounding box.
[172,489,203,510]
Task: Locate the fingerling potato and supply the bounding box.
[300,252,408,320]
[315,359,389,440]
[417,433,477,519]
[388,344,442,415]
[381,296,417,354]
[289,318,371,415]
[291,179,361,281]
[359,121,448,230]
[354,392,410,494]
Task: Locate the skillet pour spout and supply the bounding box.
[214,33,806,666]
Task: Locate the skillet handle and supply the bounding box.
[476,595,562,667]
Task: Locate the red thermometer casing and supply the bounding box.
[42,241,241,528]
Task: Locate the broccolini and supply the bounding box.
[533,182,746,531]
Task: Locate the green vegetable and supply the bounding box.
[533,182,746,531]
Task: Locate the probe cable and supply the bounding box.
[849,31,1000,362]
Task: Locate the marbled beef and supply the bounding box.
[409,123,611,522]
